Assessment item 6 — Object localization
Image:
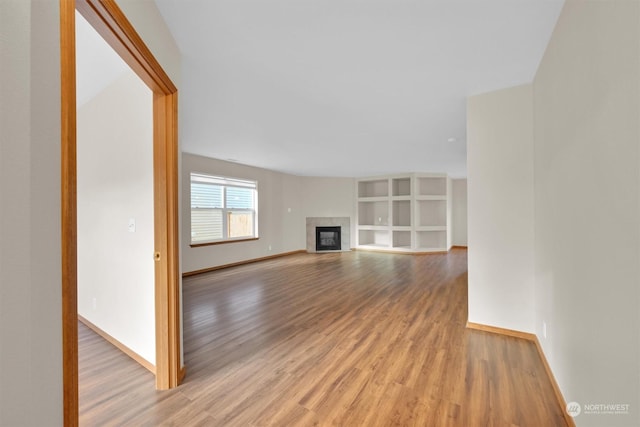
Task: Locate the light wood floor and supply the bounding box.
[79,249,568,426]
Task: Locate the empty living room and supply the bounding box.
[2,0,639,426]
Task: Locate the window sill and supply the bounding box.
[190,237,259,248]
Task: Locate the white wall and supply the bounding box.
[77,72,156,364]
[467,84,535,333]
[0,1,63,425]
[451,179,467,246]
[533,1,639,425]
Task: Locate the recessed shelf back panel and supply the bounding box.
[416,230,446,249]
[359,229,390,246]
[417,200,446,226]
[392,200,411,226]
[358,201,389,226]
[392,230,411,248]
[417,177,446,196]
[358,180,388,198]
[392,178,411,196]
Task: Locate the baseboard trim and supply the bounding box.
[353,248,449,255]
[79,315,156,375]
[182,249,307,277]
[466,322,575,427]
[532,336,576,427]
[466,321,536,341]
[451,245,468,249]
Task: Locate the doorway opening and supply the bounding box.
[61,0,182,424]
[76,6,156,375]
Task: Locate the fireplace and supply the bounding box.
[306,217,350,253]
[316,226,341,251]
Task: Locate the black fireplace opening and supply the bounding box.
[316,226,341,251]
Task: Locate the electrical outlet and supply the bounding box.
[92,297,97,310]
[543,321,547,339]
[268,245,272,251]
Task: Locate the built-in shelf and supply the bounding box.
[358,229,390,247]
[358,201,389,226]
[358,225,389,231]
[417,176,446,197]
[392,200,411,226]
[358,179,388,198]
[392,178,411,197]
[415,230,447,251]
[392,230,412,249]
[415,225,446,231]
[358,196,389,202]
[415,195,446,201]
[417,200,446,227]
[356,174,451,253]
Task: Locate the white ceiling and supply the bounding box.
[155,0,564,178]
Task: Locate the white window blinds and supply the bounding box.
[190,173,258,244]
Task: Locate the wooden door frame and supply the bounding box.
[61,0,182,423]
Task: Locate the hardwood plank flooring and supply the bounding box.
[79,249,568,426]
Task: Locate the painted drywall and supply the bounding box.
[451,179,467,246]
[182,154,356,273]
[300,176,356,248]
[467,84,535,333]
[182,153,304,272]
[0,1,63,425]
[115,0,185,366]
[446,177,453,249]
[77,71,155,365]
[116,0,181,86]
[0,2,180,423]
[533,1,639,425]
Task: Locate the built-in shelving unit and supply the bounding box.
[355,173,452,253]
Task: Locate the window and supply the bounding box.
[190,173,258,245]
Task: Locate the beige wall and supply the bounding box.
[301,176,356,247]
[0,1,63,425]
[468,2,640,425]
[182,154,356,273]
[451,179,467,246]
[116,0,185,367]
[117,0,181,86]
[300,177,355,219]
[467,84,536,333]
[533,1,639,425]
[77,71,156,365]
[182,154,303,272]
[0,1,180,424]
